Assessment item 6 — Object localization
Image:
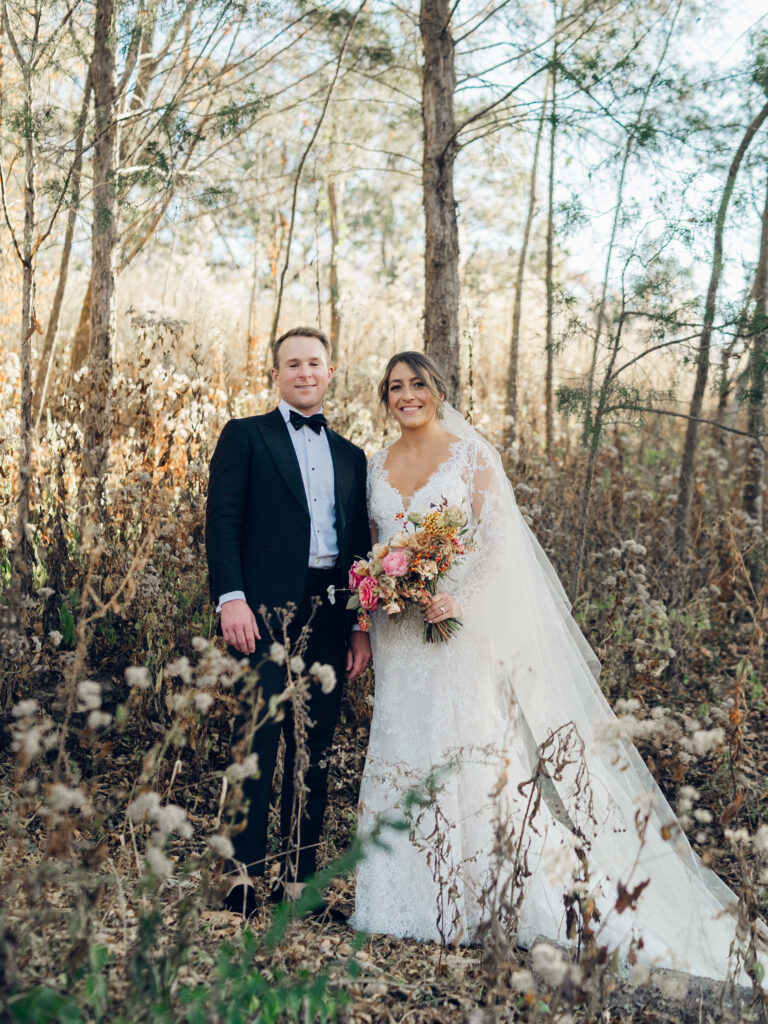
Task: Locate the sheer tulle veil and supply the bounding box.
[440,403,763,982]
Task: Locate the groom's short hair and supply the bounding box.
[273,325,330,367]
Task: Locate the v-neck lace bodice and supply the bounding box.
[368,438,482,538]
[376,440,463,514]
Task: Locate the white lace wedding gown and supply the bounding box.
[351,433,763,984]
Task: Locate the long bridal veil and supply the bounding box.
[440,404,764,984]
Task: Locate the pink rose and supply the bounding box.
[357,576,379,611]
[349,564,363,589]
[381,548,412,577]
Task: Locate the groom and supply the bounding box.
[205,325,371,911]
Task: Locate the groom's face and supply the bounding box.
[272,336,334,414]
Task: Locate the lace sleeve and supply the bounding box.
[367,449,386,546]
[444,441,508,614]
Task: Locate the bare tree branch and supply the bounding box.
[0,159,24,264]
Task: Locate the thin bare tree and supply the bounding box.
[33,70,91,425]
[673,98,768,551]
[269,4,363,347]
[506,80,549,447]
[582,0,684,443]
[544,18,559,457]
[743,170,768,539]
[328,175,342,363]
[1,0,80,600]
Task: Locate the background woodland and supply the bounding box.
[1,1,768,1021]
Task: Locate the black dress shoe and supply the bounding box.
[311,900,349,924]
[222,883,258,918]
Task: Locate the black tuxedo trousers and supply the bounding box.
[232,567,347,880]
[205,409,369,882]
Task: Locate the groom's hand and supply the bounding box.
[346,631,371,679]
[220,599,260,654]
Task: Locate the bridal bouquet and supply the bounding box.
[346,500,470,643]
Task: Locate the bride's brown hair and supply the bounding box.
[378,351,447,418]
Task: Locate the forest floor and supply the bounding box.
[2,685,766,1024]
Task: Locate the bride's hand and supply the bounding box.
[422,593,461,623]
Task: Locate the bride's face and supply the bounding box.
[386,361,440,429]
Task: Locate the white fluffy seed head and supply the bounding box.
[226,753,259,783]
[12,699,38,718]
[208,834,235,859]
[125,665,151,690]
[87,710,112,730]
[269,643,286,665]
[145,846,172,879]
[77,680,102,710]
[754,825,768,854]
[310,662,337,694]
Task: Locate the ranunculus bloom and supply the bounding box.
[371,543,389,559]
[377,575,397,600]
[358,576,379,611]
[349,563,364,588]
[389,532,412,549]
[381,548,411,577]
[415,559,439,579]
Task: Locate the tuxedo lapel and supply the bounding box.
[257,409,309,518]
[326,428,354,544]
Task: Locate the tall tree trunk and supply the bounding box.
[674,100,768,552]
[328,176,342,364]
[544,51,557,457]
[14,62,36,598]
[505,79,549,447]
[83,0,117,488]
[34,73,91,424]
[743,171,768,534]
[420,0,459,404]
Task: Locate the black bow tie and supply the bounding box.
[289,410,327,434]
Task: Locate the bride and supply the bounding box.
[349,351,764,985]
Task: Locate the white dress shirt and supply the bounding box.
[218,400,338,608]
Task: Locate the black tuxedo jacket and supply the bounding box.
[205,408,369,627]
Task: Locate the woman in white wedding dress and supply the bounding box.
[350,351,765,986]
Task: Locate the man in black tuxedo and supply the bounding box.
[206,326,371,912]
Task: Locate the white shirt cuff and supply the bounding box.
[217,590,246,613]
